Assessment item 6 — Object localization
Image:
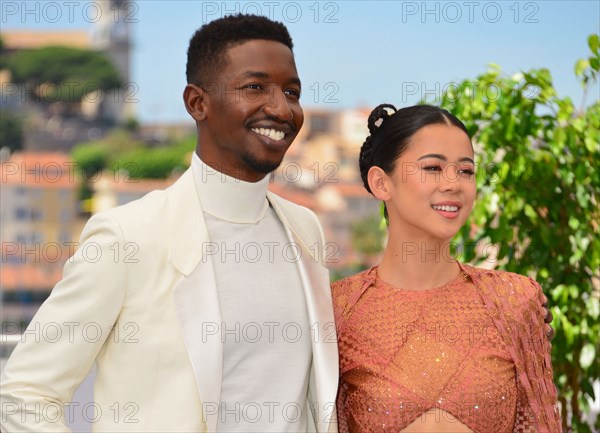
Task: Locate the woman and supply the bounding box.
[332,104,561,433]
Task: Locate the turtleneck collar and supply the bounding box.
[191,152,270,223]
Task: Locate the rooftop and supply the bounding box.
[1,30,90,50]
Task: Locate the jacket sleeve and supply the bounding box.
[512,278,562,433]
[0,213,127,433]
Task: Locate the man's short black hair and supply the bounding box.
[186,14,294,85]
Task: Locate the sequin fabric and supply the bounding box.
[332,264,562,433]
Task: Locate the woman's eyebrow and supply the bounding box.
[417,153,475,164]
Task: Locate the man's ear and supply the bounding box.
[183,84,207,122]
[368,166,392,201]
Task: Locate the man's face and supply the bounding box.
[195,39,304,182]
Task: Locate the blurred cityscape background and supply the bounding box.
[0,0,386,331]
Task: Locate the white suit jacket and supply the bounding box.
[0,168,339,433]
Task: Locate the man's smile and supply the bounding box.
[251,127,286,141]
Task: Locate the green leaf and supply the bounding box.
[524,204,537,221]
[575,59,590,77]
[581,379,596,400]
[589,34,599,54]
[579,343,596,369]
[568,217,581,230]
[568,285,580,300]
[588,297,600,320]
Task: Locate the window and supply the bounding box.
[59,229,71,244]
[15,208,28,220]
[30,209,42,221]
[60,208,72,222]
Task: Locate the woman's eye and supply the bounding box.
[459,168,475,175]
[423,165,442,172]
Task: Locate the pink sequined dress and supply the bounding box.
[332,263,562,433]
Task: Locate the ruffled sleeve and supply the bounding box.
[466,266,562,433]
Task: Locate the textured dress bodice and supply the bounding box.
[335,267,518,433]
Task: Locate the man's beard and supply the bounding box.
[241,153,282,175]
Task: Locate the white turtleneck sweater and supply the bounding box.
[192,153,312,432]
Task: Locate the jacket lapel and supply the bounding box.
[268,193,339,433]
[167,168,223,432]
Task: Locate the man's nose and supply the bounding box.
[263,87,293,122]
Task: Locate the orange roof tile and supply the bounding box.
[1,263,64,292]
[1,30,90,50]
[1,152,78,188]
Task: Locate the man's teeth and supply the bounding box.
[432,205,459,212]
[251,128,285,141]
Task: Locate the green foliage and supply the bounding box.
[6,46,121,102]
[71,142,110,178]
[575,35,600,89]
[71,130,195,188]
[123,117,140,132]
[0,110,23,152]
[0,36,6,70]
[114,145,191,179]
[435,35,599,432]
[350,215,386,262]
[72,130,142,179]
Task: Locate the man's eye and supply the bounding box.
[244,83,263,90]
[285,88,301,99]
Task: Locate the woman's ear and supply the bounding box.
[183,84,207,122]
[367,166,392,201]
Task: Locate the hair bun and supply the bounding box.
[367,103,397,134]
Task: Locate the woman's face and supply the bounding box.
[384,123,476,242]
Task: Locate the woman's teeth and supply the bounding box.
[432,205,458,212]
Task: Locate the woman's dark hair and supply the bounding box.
[186,14,294,86]
[359,104,470,194]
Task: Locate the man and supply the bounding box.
[1,15,338,433]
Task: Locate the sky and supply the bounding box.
[2,0,599,124]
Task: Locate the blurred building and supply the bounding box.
[0,1,135,151]
[0,104,380,330]
[273,107,381,270]
[1,152,84,327]
[1,152,80,246]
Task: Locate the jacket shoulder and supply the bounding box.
[76,182,176,255]
[102,188,169,222]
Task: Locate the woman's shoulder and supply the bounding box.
[331,268,372,290]
[461,263,544,304]
[331,268,375,312]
